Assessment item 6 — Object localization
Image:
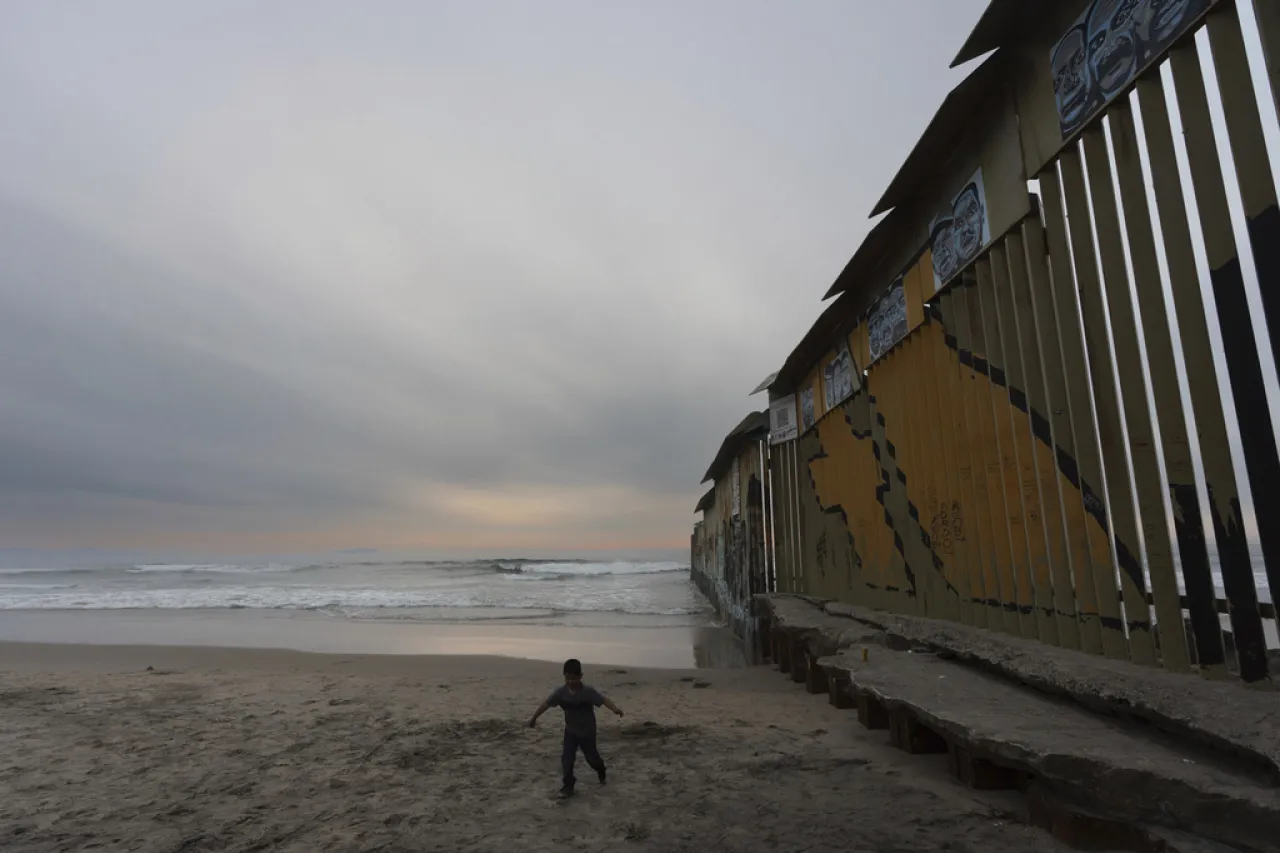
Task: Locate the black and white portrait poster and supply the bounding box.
[800,386,816,433]
[867,278,909,363]
[930,168,991,290]
[1051,0,1211,138]
[769,394,798,445]
[823,343,857,409]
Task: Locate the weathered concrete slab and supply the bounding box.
[817,647,1280,852]
[759,595,880,659]
[823,601,1280,785]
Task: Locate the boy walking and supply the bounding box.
[528,658,623,798]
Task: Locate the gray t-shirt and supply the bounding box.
[547,685,605,737]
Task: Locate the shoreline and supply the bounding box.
[0,609,751,669]
[0,641,699,677]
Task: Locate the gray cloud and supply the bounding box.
[0,0,988,550]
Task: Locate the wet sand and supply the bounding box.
[0,609,750,669]
[0,643,1071,852]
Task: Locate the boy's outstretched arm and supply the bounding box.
[528,700,550,728]
[601,695,624,717]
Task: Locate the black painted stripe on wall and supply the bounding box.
[1009,387,1029,414]
[1031,410,1053,446]
[938,300,1151,629]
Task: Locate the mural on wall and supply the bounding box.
[930,168,991,289]
[800,387,816,432]
[823,344,858,409]
[769,394,798,444]
[867,278,909,362]
[1051,0,1211,138]
[731,458,741,518]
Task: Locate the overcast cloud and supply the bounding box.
[0,0,987,553]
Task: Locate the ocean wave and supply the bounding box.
[0,567,105,576]
[126,563,314,574]
[494,561,687,577]
[0,585,707,616]
[0,583,80,590]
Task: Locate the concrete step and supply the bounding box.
[820,600,1280,785]
[759,595,1280,851]
[813,647,1279,852]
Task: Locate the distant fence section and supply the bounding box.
[691,412,772,647]
[697,0,1280,683]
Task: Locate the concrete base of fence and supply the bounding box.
[761,594,1280,852]
[819,599,1280,785]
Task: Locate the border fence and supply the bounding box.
[695,0,1280,682]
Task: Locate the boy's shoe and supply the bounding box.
[597,769,607,785]
[558,786,575,799]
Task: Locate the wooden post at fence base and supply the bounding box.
[804,654,827,695]
[856,691,890,731]
[947,743,1024,791]
[888,708,948,755]
[828,672,854,709]
[789,639,807,684]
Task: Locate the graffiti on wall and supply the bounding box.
[823,344,857,409]
[1050,0,1211,138]
[930,168,991,289]
[867,278,909,362]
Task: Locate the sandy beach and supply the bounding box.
[0,642,1073,852]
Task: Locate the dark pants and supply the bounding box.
[561,730,605,789]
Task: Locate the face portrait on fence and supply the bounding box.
[930,216,958,286]
[1051,24,1093,133]
[1052,0,1207,138]
[1088,0,1144,99]
[1133,0,1198,51]
[951,182,986,263]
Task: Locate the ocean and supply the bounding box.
[0,556,706,623]
[0,552,753,668]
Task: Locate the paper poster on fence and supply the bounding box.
[822,343,857,409]
[769,394,798,444]
[1050,0,1211,139]
[867,278,909,363]
[799,386,816,433]
[930,167,991,290]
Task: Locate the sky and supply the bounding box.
[0,0,990,554]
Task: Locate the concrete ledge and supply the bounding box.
[822,601,1280,785]
[817,647,1280,852]
[757,595,882,660]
